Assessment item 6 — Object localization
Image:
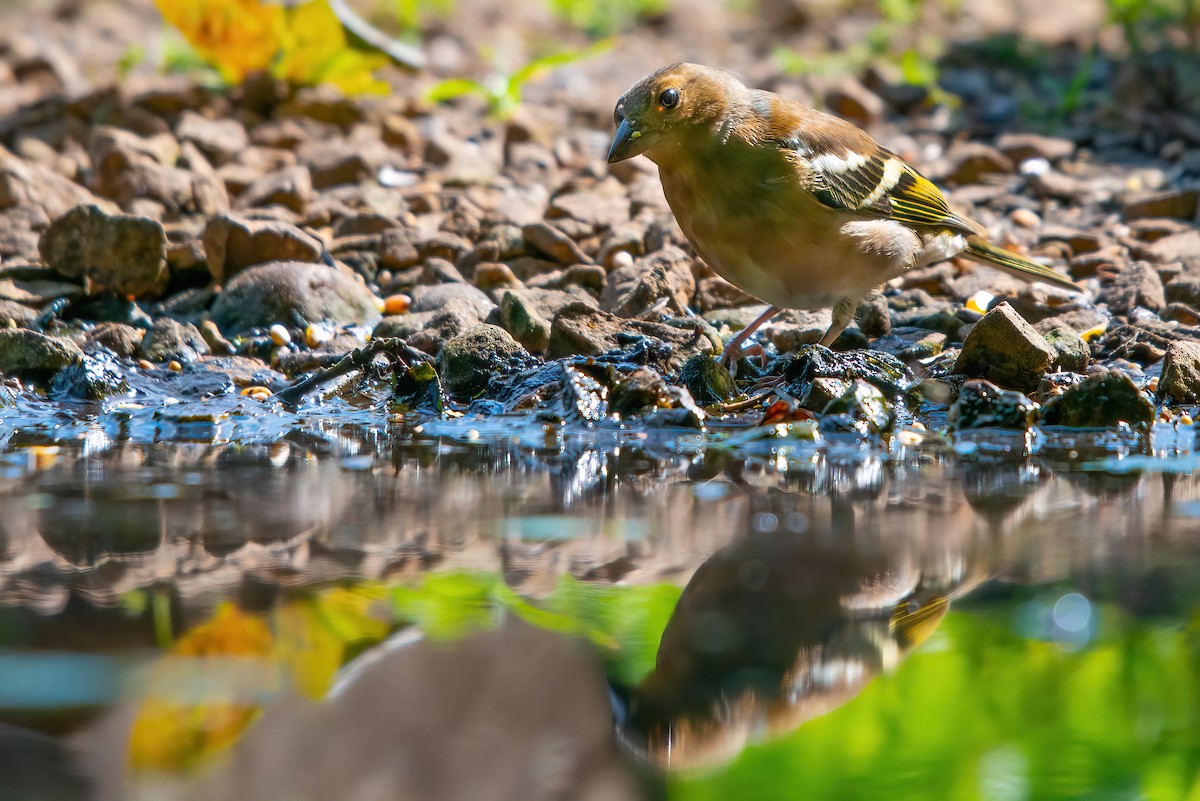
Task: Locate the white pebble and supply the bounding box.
[269,324,291,346]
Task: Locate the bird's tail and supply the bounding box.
[962,236,1081,292]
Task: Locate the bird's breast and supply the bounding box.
[658,149,920,309]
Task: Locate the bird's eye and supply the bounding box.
[658,88,680,109]
[614,104,625,125]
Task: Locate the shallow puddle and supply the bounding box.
[0,391,1199,799]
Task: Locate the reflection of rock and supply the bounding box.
[614,527,983,771]
[960,459,1046,523]
[77,621,650,801]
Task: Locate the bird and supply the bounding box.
[607,63,1081,366]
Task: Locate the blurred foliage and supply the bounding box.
[155,0,390,92]
[126,570,679,773]
[672,605,1200,800]
[392,0,456,31]
[427,40,611,118]
[127,586,391,772]
[546,0,668,37]
[1107,0,1200,53]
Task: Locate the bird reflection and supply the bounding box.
[612,524,983,771]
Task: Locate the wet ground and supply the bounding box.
[1,388,1200,800]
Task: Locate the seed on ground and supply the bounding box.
[269,324,291,346]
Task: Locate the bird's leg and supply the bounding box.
[718,305,781,368]
[818,296,859,348]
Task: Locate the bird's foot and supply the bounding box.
[717,341,767,377]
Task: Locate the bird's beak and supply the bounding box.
[607,118,648,163]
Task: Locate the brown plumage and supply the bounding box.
[608,63,1081,363]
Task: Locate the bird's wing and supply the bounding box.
[759,99,982,237]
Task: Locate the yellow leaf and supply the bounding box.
[155,0,285,82]
[276,0,390,94]
[128,604,276,772]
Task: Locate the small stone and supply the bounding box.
[943,142,1014,184]
[601,247,695,317]
[954,302,1056,392]
[1010,208,1042,229]
[236,166,313,214]
[1158,340,1200,403]
[0,299,36,328]
[0,329,82,380]
[548,304,708,372]
[1101,262,1165,314]
[39,204,167,297]
[522,222,592,266]
[269,323,291,346]
[203,214,324,284]
[819,379,892,436]
[678,353,735,405]
[176,111,249,166]
[1040,368,1154,428]
[0,143,106,219]
[49,352,129,400]
[995,133,1076,163]
[1121,189,1199,222]
[949,379,1037,430]
[1150,231,1200,271]
[199,320,236,355]
[168,360,183,371]
[86,322,145,357]
[824,77,885,126]
[1043,327,1090,373]
[474,262,522,295]
[211,261,382,335]
[384,294,411,315]
[140,318,211,363]
[500,290,552,353]
[439,324,530,396]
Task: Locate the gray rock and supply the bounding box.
[1165,276,1200,308]
[49,353,129,400]
[1101,262,1165,314]
[1121,189,1199,222]
[377,291,495,357]
[39,204,167,297]
[439,324,530,396]
[600,247,695,317]
[954,302,1056,392]
[548,303,709,372]
[521,222,592,266]
[679,353,735,405]
[0,299,36,328]
[236,166,313,214]
[410,282,494,316]
[500,290,551,352]
[140,318,210,363]
[1158,340,1200,403]
[89,127,228,216]
[1150,231,1200,272]
[203,214,324,284]
[1043,327,1090,373]
[820,379,893,436]
[85,322,146,357]
[942,142,1014,184]
[1040,368,1154,428]
[0,329,82,380]
[176,110,249,166]
[0,145,107,220]
[211,261,382,335]
[948,379,1037,430]
[995,132,1076,163]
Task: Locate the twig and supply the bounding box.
[274,337,409,405]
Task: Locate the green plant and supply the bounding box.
[545,0,667,36]
[427,41,611,119]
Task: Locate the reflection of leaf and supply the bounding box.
[274,585,392,699]
[392,571,501,639]
[128,604,275,772]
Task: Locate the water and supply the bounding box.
[1,386,1199,800]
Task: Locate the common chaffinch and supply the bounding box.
[608,63,1080,364]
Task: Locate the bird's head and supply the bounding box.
[608,63,749,165]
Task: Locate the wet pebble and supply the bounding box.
[954,302,1056,392]
[211,261,382,336]
[949,379,1037,430]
